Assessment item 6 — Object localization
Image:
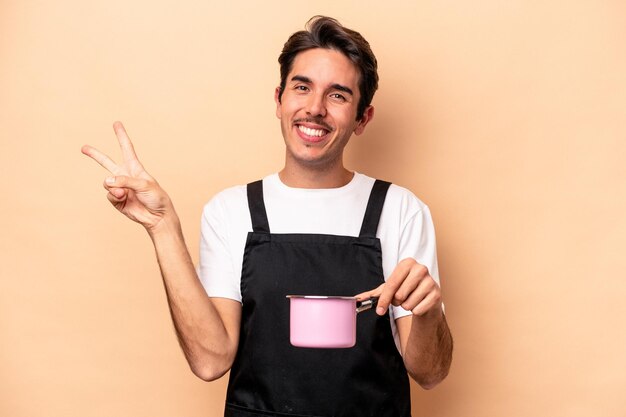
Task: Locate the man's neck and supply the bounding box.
[278,164,354,189]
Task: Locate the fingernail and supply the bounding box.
[376,307,385,315]
[106,177,115,184]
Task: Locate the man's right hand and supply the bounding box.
[82,121,174,231]
[83,122,241,381]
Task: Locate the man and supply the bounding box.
[82,16,452,417]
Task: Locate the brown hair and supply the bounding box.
[278,16,379,121]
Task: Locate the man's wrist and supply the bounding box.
[412,304,445,325]
[146,212,183,241]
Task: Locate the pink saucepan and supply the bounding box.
[286,295,378,348]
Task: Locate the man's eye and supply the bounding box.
[295,85,309,91]
[330,93,346,101]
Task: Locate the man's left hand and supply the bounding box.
[355,258,442,317]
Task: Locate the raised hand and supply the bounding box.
[81,121,174,231]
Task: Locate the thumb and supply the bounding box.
[104,175,150,192]
[354,283,385,301]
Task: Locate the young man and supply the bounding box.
[83,16,452,417]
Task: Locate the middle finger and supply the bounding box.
[113,122,140,164]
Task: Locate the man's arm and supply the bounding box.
[395,304,452,389]
[82,122,240,381]
[356,258,452,389]
[147,215,241,381]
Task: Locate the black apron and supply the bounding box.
[224,179,411,417]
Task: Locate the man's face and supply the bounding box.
[275,48,373,170]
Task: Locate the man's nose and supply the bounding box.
[305,92,327,118]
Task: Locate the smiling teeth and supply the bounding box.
[298,125,326,137]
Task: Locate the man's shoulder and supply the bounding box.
[201,180,257,220]
[205,183,246,206]
[202,174,280,214]
[382,180,430,216]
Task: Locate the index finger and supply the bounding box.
[113,121,140,164]
[376,266,408,315]
[81,145,122,174]
[354,283,384,301]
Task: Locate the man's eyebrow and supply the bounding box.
[330,84,353,96]
[291,75,312,83]
[290,75,354,96]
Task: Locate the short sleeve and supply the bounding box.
[390,205,440,320]
[197,195,242,302]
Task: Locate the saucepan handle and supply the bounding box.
[356,297,379,313]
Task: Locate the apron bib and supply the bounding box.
[224,179,411,417]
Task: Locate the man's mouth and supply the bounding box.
[294,120,332,143]
[298,125,327,137]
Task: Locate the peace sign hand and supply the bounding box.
[82,122,174,231]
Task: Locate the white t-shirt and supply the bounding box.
[197,172,440,351]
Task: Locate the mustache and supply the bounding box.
[294,118,333,132]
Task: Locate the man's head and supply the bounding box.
[277,16,379,121]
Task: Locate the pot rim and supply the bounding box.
[286,295,356,300]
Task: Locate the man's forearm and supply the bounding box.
[403,309,453,389]
[147,215,240,381]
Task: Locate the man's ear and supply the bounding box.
[275,87,282,119]
[354,105,375,135]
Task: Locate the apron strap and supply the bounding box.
[247,180,270,233]
[359,180,391,238]
[247,178,390,236]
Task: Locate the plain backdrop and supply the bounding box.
[1,1,625,416]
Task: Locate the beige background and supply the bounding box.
[1,1,625,416]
